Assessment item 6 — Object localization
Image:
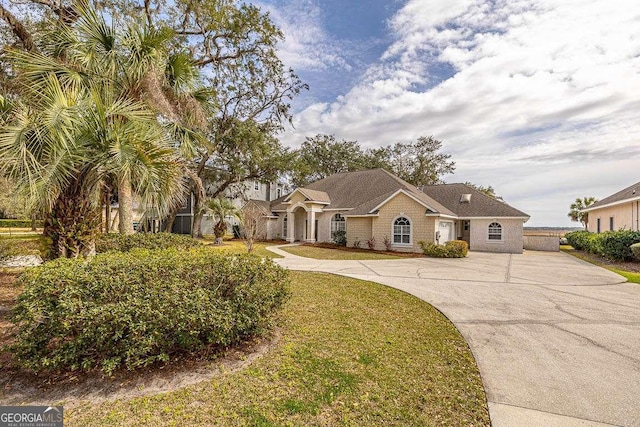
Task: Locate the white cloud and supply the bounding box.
[279,0,640,226]
[257,0,349,71]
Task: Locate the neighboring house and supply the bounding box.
[172,178,287,235]
[250,169,530,254]
[582,181,640,233]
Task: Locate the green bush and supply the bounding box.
[631,243,640,260]
[599,230,640,261]
[332,230,347,246]
[419,240,468,258]
[0,219,44,228]
[566,230,640,261]
[565,230,602,254]
[95,232,201,253]
[9,248,290,375]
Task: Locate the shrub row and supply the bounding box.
[95,232,201,253]
[9,248,290,375]
[0,219,44,228]
[419,240,468,258]
[565,230,640,261]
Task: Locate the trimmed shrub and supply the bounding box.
[332,230,347,246]
[565,230,601,254]
[420,240,468,258]
[567,230,640,260]
[631,243,640,260]
[0,219,44,228]
[383,236,392,251]
[9,248,290,375]
[367,236,376,250]
[353,239,361,249]
[599,230,640,261]
[95,232,201,253]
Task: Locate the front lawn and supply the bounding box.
[202,239,282,258]
[561,245,640,283]
[281,245,409,260]
[60,271,489,426]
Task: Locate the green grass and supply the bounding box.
[561,245,640,283]
[281,245,405,260]
[0,234,46,258]
[202,239,282,258]
[66,272,489,426]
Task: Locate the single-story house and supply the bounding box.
[248,169,530,254]
[582,181,640,233]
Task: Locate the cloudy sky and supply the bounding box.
[258,0,640,227]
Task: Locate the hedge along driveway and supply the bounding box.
[270,246,640,427]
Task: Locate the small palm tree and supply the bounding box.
[568,197,598,230]
[206,198,241,244]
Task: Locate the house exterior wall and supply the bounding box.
[470,218,524,254]
[371,192,437,253]
[587,201,640,232]
[265,218,279,240]
[346,217,373,247]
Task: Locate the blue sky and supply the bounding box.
[259,0,640,226]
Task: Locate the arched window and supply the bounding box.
[283,216,288,237]
[393,217,411,244]
[331,213,346,234]
[488,222,502,240]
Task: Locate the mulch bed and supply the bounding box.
[299,242,425,258]
[565,248,640,272]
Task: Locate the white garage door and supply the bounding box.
[438,221,454,243]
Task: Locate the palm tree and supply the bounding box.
[205,198,241,244]
[0,7,194,257]
[568,197,598,230]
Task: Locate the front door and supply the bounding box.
[461,220,470,244]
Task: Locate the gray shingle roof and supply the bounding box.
[421,183,529,218]
[269,170,528,219]
[271,169,455,215]
[585,181,640,210]
[288,188,331,203]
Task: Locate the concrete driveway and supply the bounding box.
[268,246,640,427]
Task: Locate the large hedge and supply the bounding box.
[9,248,290,375]
[566,230,640,261]
[95,232,201,253]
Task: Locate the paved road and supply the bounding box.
[268,246,640,427]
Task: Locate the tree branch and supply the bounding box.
[0,5,36,51]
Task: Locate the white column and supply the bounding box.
[306,210,316,243]
[286,211,295,243]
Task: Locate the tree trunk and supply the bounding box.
[44,176,101,259]
[118,174,135,234]
[30,212,37,231]
[104,188,111,233]
[163,208,177,233]
[191,191,204,238]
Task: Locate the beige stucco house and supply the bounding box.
[249,169,530,254]
[582,181,640,233]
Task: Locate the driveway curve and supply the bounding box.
[268,245,640,427]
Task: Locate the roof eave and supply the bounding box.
[582,196,640,212]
